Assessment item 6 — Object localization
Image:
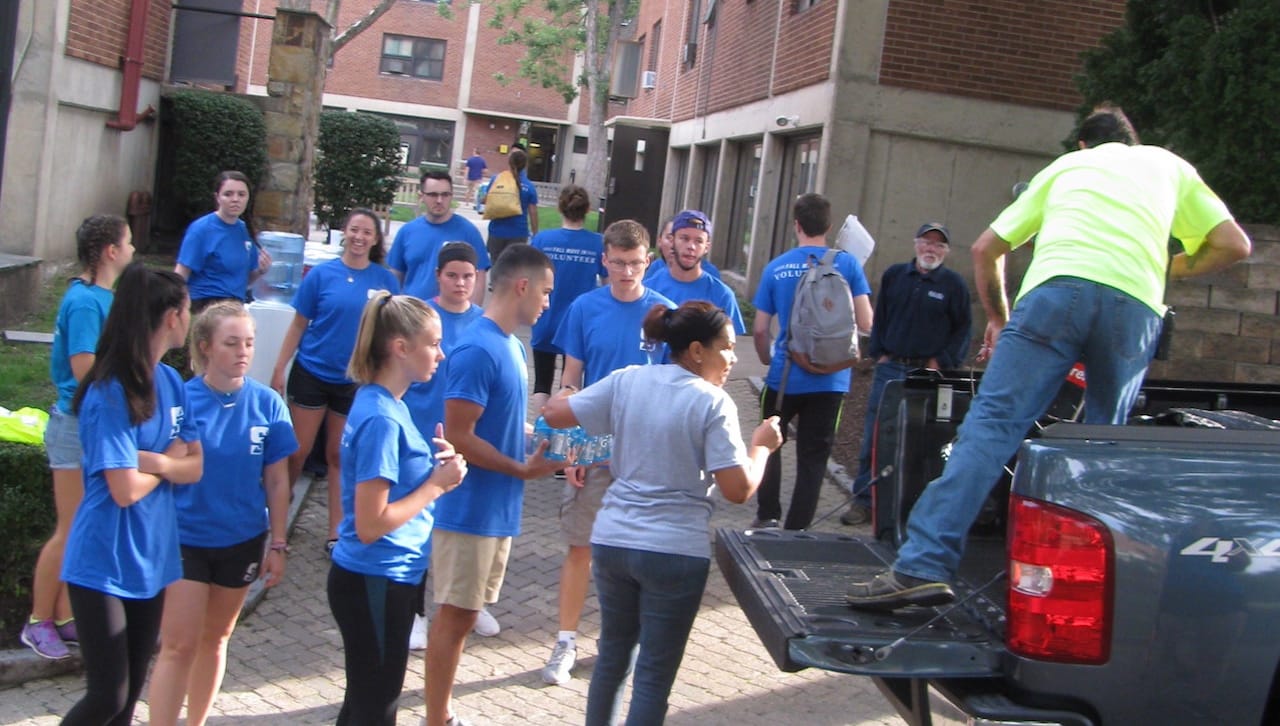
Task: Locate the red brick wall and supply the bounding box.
[66,0,170,81]
[463,116,525,171]
[880,0,1125,111]
[771,0,836,97]
[466,4,575,119]
[701,0,777,113]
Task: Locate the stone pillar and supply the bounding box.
[254,7,332,236]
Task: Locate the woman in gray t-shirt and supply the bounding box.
[544,300,781,726]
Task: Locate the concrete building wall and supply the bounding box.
[1,0,162,262]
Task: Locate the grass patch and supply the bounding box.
[535,207,601,233]
[0,268,66,411]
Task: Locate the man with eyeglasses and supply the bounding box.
[645,210,745,335]
[839,221,972,527]
[388,170,490,305]
[752,193,873,531]
[537,219,675,686]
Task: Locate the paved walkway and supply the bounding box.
[1,238,906,725]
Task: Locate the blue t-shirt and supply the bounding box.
[50,279,113,414]
[176,377,298,548]
[646,258,720,280]
[530,228,606,352]
[753,246,872,395]
[486,173,540,239]
[291,259,400,384]
[62,364,197,598]
[432,317,528,537]
[646,268,747,334]
[388,215,490,301]
[554,286,675,386]
[177,212,258,302]
[403,299,485,445]
[465,155,486,181]
[333,384,438,584]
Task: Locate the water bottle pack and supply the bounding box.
[253,231,306,304]
[531,416,612,465]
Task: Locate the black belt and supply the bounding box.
[888,356,932,368]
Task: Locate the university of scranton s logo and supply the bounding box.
[1180,537,1280,563]
[249,426,268,456]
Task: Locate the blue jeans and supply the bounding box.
[852,361,915,505]
[586,545,710,726]
[895,277,1161,583]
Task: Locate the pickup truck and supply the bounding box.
[716,371,1280,725]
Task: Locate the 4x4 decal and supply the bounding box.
[1179,537,1280,563]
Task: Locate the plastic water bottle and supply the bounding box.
[530,416,552,456]
[253,231,305,303]
[546,424,575,462]
[593,434,613,465]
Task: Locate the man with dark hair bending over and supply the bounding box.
[846,104,1252,611]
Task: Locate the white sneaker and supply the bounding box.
[472,607,500,637]
[540,639,577,685]
[409,614,428,651]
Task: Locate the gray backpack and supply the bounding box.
[786,248,858,367]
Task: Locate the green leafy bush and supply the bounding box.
[167,90,268,223]
[314,111,403,230]
[0,442,54,647]
[1074,0,1280,224]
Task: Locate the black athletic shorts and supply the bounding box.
[287,361,357,415]
[180,532,268,589]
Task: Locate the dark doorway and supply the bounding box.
[603,122,670,239]
[525,123,559,182]
[0,0,17,204]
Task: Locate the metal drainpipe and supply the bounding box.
[106,0,156,130]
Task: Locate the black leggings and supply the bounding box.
[532,349,562,395]
[62,584,166,726]
[328,563,420,726]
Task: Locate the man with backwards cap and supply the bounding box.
[840,221,972,526]
[644,210,746,335]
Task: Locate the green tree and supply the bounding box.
[487,0,639,200]
[313,111,403,231]
[1074,0,1280,223]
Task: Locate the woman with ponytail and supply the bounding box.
[22,215,134,661]
[542,300,782,726]
[60,263,204,725]
[328,292,466,725]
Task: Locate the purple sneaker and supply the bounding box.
[56,619,79,645]
[20,619,70,660]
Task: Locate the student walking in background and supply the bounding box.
[175,171,270,313]
[543,301,781,726]
[483,148,540,261]
[23,215,135,661]
[59,264,203,726]
[148,302,298,726]
[329,293,466,726]
[272,208,399,553]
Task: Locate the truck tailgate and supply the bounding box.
[715,527,1004,678]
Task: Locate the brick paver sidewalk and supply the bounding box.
[1,357,904,725]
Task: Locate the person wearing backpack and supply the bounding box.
[483,148,540,262]
[840,222,971,526]
[751,193,872,530]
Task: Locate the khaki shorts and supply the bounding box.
[430,530,512,611]
[560,467,612,547]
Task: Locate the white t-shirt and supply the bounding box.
[569,364,750,559]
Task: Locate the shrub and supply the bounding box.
[167,90,268,223]
[0,441,54,647]
[314,111,403,230]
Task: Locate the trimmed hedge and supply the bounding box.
[0,441,54,648]
[314,111,403,231]
[167,90,268,224]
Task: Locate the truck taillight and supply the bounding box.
[1007,495,1112,665]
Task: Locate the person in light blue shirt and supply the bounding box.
[538,220,675,686]
[645,210,745,334]
[175,171,270,310]
[149,302,298,726]
[484,147,541,260]
[23,215,135,663]
[751,193,872,531]
[273,209,399,549]
[528,184,605,411]
[424,245,561,726]
[388,170,490,304]
[542,300,781,726]
[328,292,466,725]
[60,264,203,725]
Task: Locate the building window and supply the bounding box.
[573,135,589,154]
[648,20,662,72]
[381,35,446,80]
[794,0,820,11]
